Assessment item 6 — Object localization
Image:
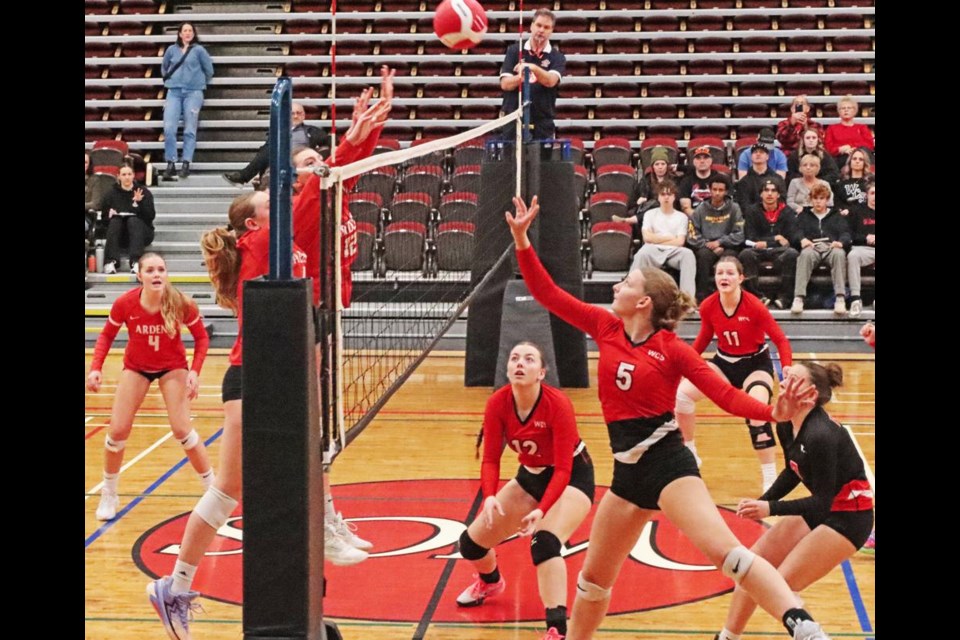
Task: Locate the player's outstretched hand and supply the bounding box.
[505,195,540,250]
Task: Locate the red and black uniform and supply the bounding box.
[91,287,209,381]
[222,226,308,402]
[517,246,776,508]
[481,383,594,514]
[294,132,380,310]
[693,290,792,389]
[761,406,874,548]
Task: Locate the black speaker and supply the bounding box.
[494,279,561,388]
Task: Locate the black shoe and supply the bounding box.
[222,172,246,187]
[179,161,190,179]
[162,162,177,181]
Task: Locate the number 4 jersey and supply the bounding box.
[90,287,209,374]
[481,383,582,514]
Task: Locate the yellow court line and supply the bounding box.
[85,432,174,501]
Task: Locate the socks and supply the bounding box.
[200,469,216,489]
[102,472,119,495]
[545,605,567,635]
[717,629,741,640]
[170,560,198,595]
[782,607,814,635]
[480,567,501,584]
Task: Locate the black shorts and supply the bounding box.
[221,365,243,402]
[515,446,596,505]
[712,348,775,391]
[128,368,179,383]
[802,509,874,549]
[610,443,701,510]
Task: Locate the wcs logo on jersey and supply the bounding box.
[534,420,547,429]
[738,316,751,322]
[647,349,665,362]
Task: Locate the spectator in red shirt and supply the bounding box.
[824,96,874,165]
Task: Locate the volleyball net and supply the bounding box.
[318,107,528,461]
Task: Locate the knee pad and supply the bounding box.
[530,530,563,566]
[194,486,239,531]
[576,572,612,602]
[748,422,776,450]
[721,546,756,584]
[675,388,696,415]
[105,435,126,453]
[178,429,201,450]
[458,530,490,561]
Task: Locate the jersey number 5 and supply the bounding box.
[509,439,538,456]
[148,334,161,351]
[615,362,636,391]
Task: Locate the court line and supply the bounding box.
[85,426,105,440]
[841,560,874,633]
[85,432,174,500]
[411,488,485,640]
[84,429,222,549]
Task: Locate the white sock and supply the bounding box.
[200,469,216,489]
[170,560,198,595]
[718,629,741,640]
[761,463,777,492]
[103,472,119,494]
[325,492,336,522]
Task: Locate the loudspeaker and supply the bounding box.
[494,279,561,388]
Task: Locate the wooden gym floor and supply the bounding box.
[85,350,875,640]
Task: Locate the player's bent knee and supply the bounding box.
[194,486,239,530]
[105,435,127,453]
[576,572,612,602]
[458,530,490,561]
[530,530,562,566]
[721,546,756,584]
[747,422,776,450]
[178,428,201,450]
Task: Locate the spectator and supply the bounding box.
[735,141,786,213]
[739,179,799,310]
[785,127,840,184]
[678,145,722,216]
[102,165,156,274]
[629,180,697,299]
[222,102,330,187]
[775,95,824,156]
[161,22,214,181]
[786,154,834,213]
[686,176,745,302]
[833,147,874,214]
[824,95,874,165]
[629,147,674,216]
[847,180,875,318]
[737,128,787,179]
[499,9,565,140]
[85,151,96,234]
[790,183,851,315]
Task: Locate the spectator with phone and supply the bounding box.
[776,96,825,156]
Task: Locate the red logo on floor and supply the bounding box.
[133,479,767,622]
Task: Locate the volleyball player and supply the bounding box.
[675,256,793,492]
[505,195,832,640]
[87,252,213,522]
[715,363,874,640]
[456,342,594,640]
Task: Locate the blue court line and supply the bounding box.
[841,559,873,633]
[84,429,223,549]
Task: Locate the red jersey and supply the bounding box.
[517,247,775,461]
[91,287,209,374]
[230,227,308,366]
[293,132,380,308]
[692,290,792,366]
[481,383,582,514]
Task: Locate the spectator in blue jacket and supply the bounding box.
[737,128,787,180]
[161,22,214,181]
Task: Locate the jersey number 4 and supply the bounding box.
[616,362,636,391]
[148,334,161,351]
[509,439,538,456]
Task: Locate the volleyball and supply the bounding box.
[433,0,488,50]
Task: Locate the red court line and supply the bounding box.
[85,426,105,440]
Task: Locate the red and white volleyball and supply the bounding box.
[433,0,488,50]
